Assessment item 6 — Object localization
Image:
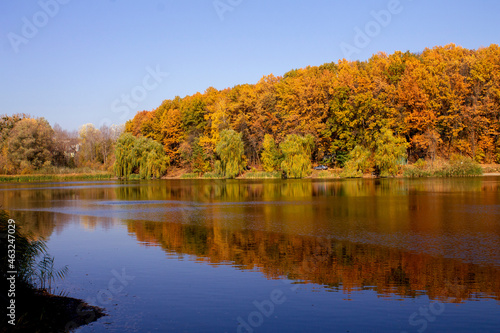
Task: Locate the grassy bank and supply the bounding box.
[15,161,492,182]
[0,172,113,183]
[310,169,342,179]
[0,166,114,183]
[240,171,282,179]
[170,159,495,180]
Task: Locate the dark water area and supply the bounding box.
[1,178,499,332]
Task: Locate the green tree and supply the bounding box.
[261,134,281,171]
[133,137,169,179]
[114,133,137,178]
[215,129,246,178]
[373,129,408,176]
[280,134,314,178]
[114,133,169,179]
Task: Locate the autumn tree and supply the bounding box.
[99,124,122,167]
[178,136,211,174]
[7,117,54,172]
[52,124,79,167]
[122,44,500,172]
[249,75,280,161]
[0,114,29,173]
[125,111,152,137]
[159,108,183,163]
[78,123,101,165]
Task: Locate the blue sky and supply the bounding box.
[1,0,499,130]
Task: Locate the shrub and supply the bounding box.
[438,156,483,177]
[402,165,432,177]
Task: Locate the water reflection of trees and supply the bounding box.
[127,219,500,304]
[2,178,499,303]
[7,211,119,239]
[113,178,494,203]
[113,178,500,238]
[0,184,119,237]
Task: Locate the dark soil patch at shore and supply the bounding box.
[4,289,105,333]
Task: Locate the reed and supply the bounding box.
[403,157,483,178]
[0,211,104,330]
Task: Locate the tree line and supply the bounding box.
[4,44,499,178]
[120,44,499,178]
[0,114,122,174]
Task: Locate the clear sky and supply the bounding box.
[1,0,499,130]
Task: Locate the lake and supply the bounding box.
[2,178,500,332]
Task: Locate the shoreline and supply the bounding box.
[482,172,500,176]
[7,289,105,332]
[0,167,499,183]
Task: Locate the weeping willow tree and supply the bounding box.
[373,128,408,177]
[280,134,315,178]
[143,140,169,178]
[340,145,372,178]
[261,134,281,172]
[114,133,169,179]
[215,129,246,178]
[114,133,136,178]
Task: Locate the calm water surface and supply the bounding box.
[2,178,500,332]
